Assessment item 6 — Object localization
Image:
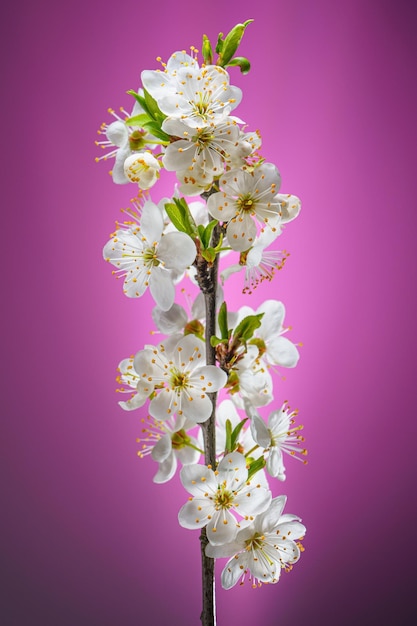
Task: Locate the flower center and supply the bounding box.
[193,128,216,151]
[171,428,191,450]
[237,195,255,214]
[169,367,190,393]
[192,93,213,120]
[214,484,234,510]
[245,532,264,550]
[142,246,160,266]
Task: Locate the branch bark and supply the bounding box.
[195,222,222,626]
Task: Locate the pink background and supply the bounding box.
[2,0,416,624]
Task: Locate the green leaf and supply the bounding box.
[173,197,197,236]
[225,419,233,454]
[197,224,206,241]
[215,32,224,55]
[127,90,148,112]
[125,113,151,127]
[164,202,190,234]
[233,313,264,343]
[142,121,171,142]
[201,219,218,249]
[230,418,248,451]
[247,455,266,481]
[225,56,251,74]
[218,301,228,340]
[210,335,227,347]
[202,34,213,65]
[144,88,164,121]
[218,20,253,67]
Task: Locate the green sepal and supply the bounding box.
[201,247,216,263]
[218,301,228,340]
[230,418,248,451]
[247,455,266,481]
[233,313,264,344]
[225,56,251,75]
[225,419,233,454]
[218,20,253,67]
[202,34,213,65]
[184,319,205,341]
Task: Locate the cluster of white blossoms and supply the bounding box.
[100,21,306,595]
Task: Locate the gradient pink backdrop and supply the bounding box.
[2,0,416,624]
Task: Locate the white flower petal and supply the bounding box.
[180,463,217,496]
[226,212,257,251]
[267,336,300,367]
[255,496,287,534]
[206,509,239,545]
[149,388,176,420]
[140,201,164,243]
[152,303,188,334]
[151,433,172,462]
[267,447,285,478]
[178,499,213,529]
[234,484,271,518]
[153,453,177,483]
[158,232,196,270]
[149,267,175,311]
[182,391,213,423]
[221,553,249,589]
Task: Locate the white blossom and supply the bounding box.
[95,103,158,184]
[178,452,271,545]
[207,163,283,251]
[133,334,227,424]
[220,228,289,293]
[123,151,161,190]
[142,57,242,128]
[162,117,242,187]
[103,200,196,310]
[136,413,202,483]
[206,495,306,588]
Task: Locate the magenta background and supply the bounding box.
[2,0,417,624]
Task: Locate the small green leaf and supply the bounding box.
[230,418,248,451]
[225,56,251,74]
[173,197,197,236]
[247,455,266,481]
[144,88,164,121]
[233,313,264,343]
[201,219,218,249]
[197,224,206,241]
[127,90,150,115]
[215,32,224,54]
[225,419,233,454]
[210,335,227,347]
[164,202,189,234]
[125,113,151,127]
[218,20,253,67]
[218,301,228,340]
[142,121,170,142]
[202,34,213,65]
